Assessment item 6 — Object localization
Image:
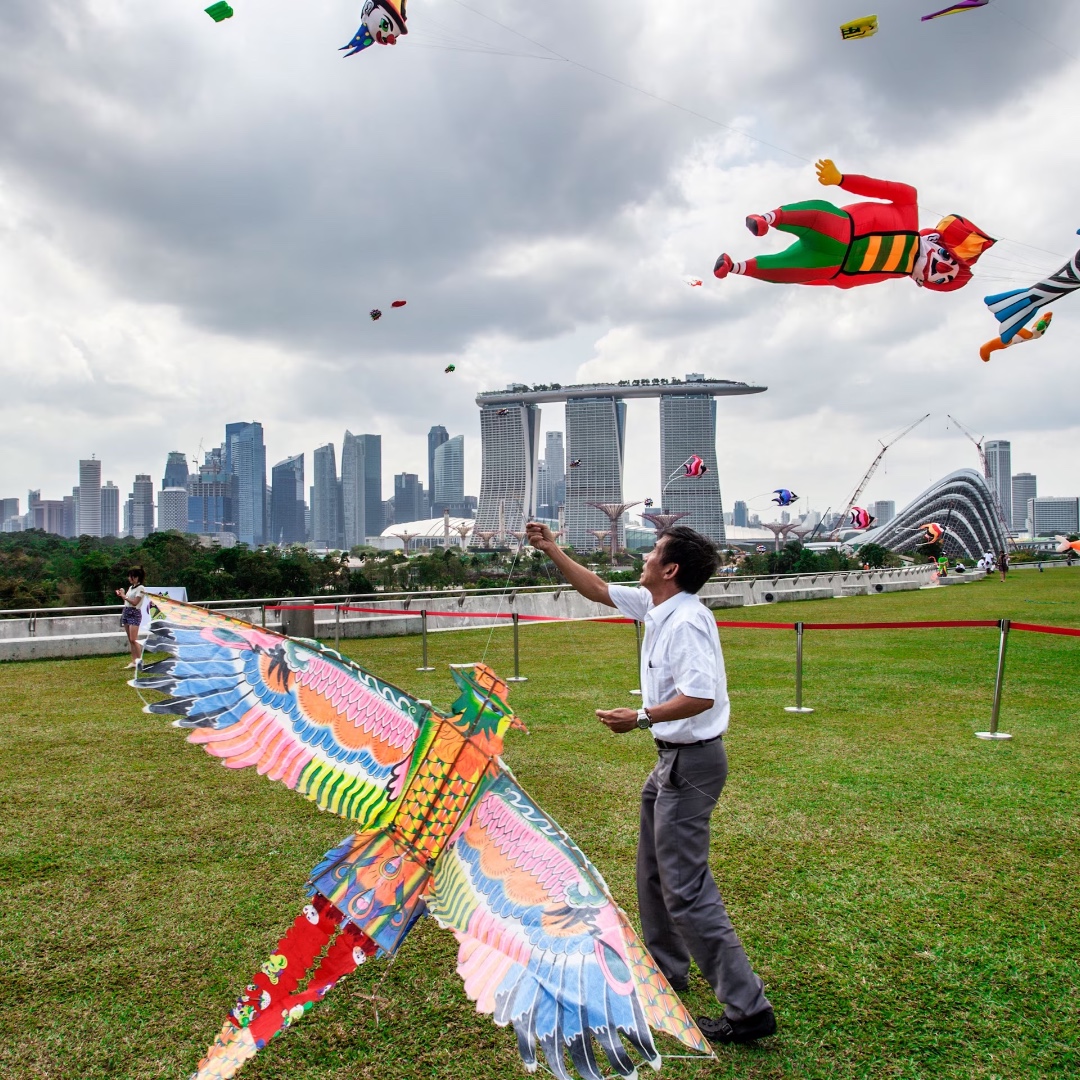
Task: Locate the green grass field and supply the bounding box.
[2,571,1078,1080]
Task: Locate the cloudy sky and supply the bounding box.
[2,0,1078,523]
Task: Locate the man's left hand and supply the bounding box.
[596,708,640,734]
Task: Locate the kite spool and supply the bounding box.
[784,622,815,714]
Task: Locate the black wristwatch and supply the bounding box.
[636,708,652,730]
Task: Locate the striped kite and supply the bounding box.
[922,1,989,20]
[849,506,875,530]
[984,236,1080,345]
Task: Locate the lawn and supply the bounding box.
[1,570,1078,1080]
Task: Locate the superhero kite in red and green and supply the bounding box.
[714,159,995,293]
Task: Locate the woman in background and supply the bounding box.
[997,550,1009,583]
[115,566,146,669]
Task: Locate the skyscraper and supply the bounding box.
[659,389,725,544]
[985,440,1012,529]
[1027,497,1079,537]
[1,498,19,525]
[227,422,267,547]
[565,396,627,550]
[130,475,155,539]
[158,488,188,532]
[536,458,551,518]
[270,454,306,546]
[474,402,542,544]
[312,443,343,548]
[427,425,449,514]
[872,500,896,526]
[100,482,120,538]
[394,473,424,523]
[78,458,102,537]
[188,450,238,537]
[163,451,190,491]
[63,493,77,538]
[340,433,367,550]
[732,500,748,528]
[434,434,465,514]
[545,431,565,512]
[1011,473,1036,532]
[359,434,383,537]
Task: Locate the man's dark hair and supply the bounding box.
[656,526,719,593]
[128,566,145,584]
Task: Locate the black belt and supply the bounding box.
[653,734,723,752]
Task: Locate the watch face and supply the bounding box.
[637,709,650,728]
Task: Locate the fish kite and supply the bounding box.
[922,0,988,20]
[644,498,654,507]
[1055,536,1080,555]
[980,311,1052,362]
[205,2,234,21]
[714,159,994,292]
[496,408,509,416]
[682,455,708,477]
[128,599,710,1080]
[342,0,408,57]
[840,15,878,40]
[444,364,456,373]
[771,489,798,507]
[849,506,875,530]
[984,235,1080,344]
[918,522,944,545]
[568,459,583,468]
[756,544,768,554]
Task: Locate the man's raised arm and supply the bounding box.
[525,522,613,607]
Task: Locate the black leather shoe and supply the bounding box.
[697,1007,777,1045]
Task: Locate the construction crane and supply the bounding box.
[947,414,1015,542]
[828,413,930,539]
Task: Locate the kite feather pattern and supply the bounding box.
[130,597,710,1080]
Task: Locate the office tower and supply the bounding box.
[28,491,65,535]
[130,475,155,539]
[545,431,565,511]
[434,434,465,515]
[77,458,102,537]
[163,451,190,491]
[394,473,424,523]
[0,498,18,524]
[984,440,1012,528]
[347,434,384,537]
[872,500,896,526]
[475,402,542,544]
[312,443,343,548]
[63,494,77,537]
[564,396,627,550]
[226,422,267,547]
[341,434,368,550]
[1027,497,1079,537]
[158,487,188,532]
[536,458,551,518]
[1011,473,1037,531]
[732,500,748,528]
[270,454,306,546]
[659,391,725,545]
[427,426,449,514]
[100,482,120,538]
[188,451,239,536]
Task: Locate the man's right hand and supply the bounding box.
[525,521,558,553]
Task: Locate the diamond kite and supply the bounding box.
[713,159,994,293]
[128,598,709,1080]
[342,0,408,57]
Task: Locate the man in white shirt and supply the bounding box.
[525,522,775,1046]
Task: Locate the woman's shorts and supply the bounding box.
[121,605,143,627]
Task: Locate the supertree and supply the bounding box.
[586,501,642,562]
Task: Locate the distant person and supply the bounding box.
[998,551,1010,581]
[526,520,776,1046]
[937,554,949,578]
[115,566,146,668]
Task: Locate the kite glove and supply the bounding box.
[815,159,843,186]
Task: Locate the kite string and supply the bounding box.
[448,0,1071,264]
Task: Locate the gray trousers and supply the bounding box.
[637,738,770,1021]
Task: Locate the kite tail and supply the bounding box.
[193,894,379,1080]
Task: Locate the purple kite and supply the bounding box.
[922,0,989,21]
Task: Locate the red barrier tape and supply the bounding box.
[1011,622,1080,638]
[802,620,1000,631]
[716,621,797,630]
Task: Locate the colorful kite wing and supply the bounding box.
[683,455,707,477]
[427,772,710,1080]
[132,596,424,824]
[921,0,988,20]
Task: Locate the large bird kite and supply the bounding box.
[129,597,709,1080]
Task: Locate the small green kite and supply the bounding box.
[205,2,234,22]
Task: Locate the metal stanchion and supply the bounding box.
[976,619,1013,741]
[416,609,435,672]
[784,622,814,714]
[260,605,266,628]
[629,620,642,696]
[507,612,528,683]
[334,604,341,650]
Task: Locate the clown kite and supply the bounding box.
[714,159,994,292]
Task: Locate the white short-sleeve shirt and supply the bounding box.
[608,584,730,743]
